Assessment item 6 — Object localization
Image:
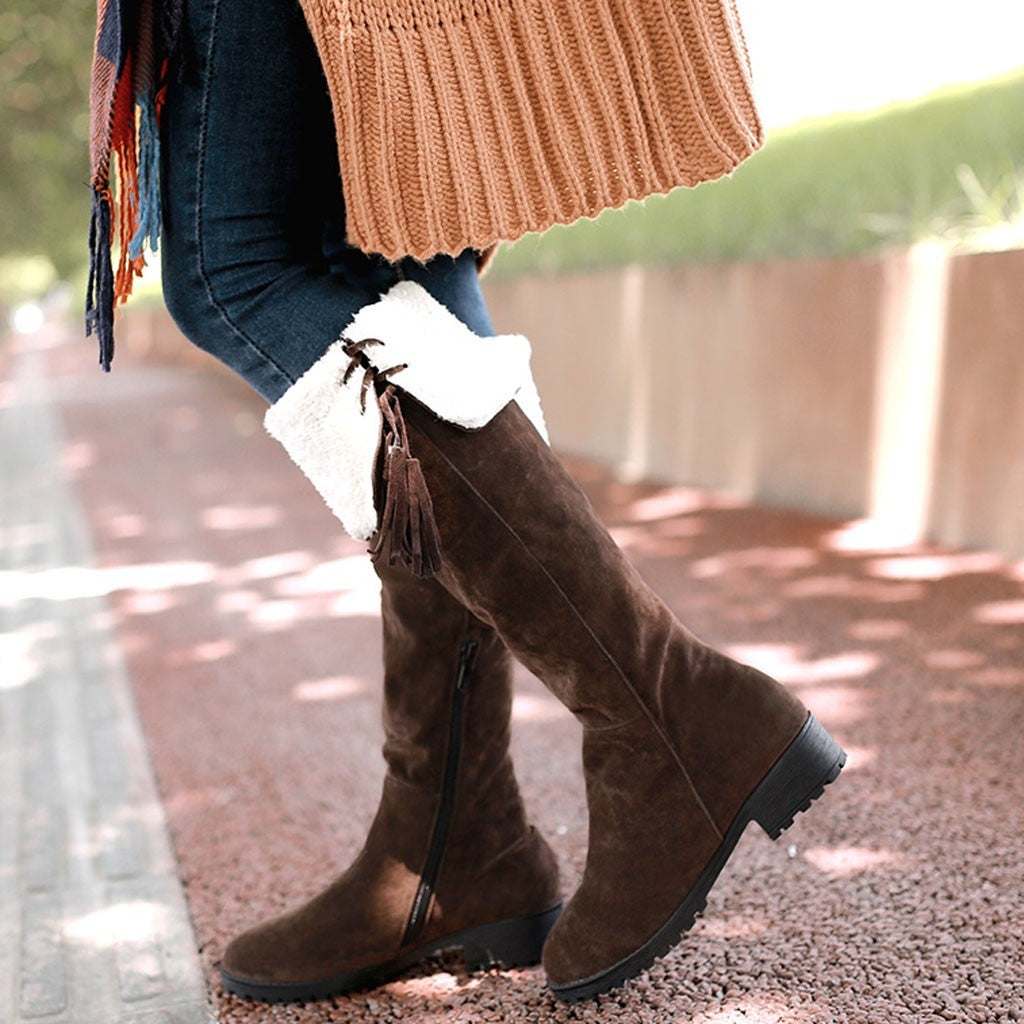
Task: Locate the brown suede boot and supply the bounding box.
[379,393,846,1003]
[219,561,562,1002]
[260,281,844,1003]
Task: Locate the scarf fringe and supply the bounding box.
[370,386,443,579]
[86,0,179,371]
[86,188,116,370]
[128,87,162,260]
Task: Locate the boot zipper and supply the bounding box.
[402,636,479,947]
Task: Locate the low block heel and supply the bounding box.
[547,715,845,1004]
[462,903,562,971]
[748,713,846,840]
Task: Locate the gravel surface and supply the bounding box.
[47,333,1024,1023]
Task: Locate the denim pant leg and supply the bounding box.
[159,0,494,406]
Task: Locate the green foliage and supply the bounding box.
[491,69,1024,278]
[0,255,58,309]
[2,11,1023,296]
[0,1,98,280]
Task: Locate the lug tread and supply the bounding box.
[765,751,845,840]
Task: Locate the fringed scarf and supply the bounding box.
[86,0,185,370]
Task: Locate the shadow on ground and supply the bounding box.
[29,326,1024,1023]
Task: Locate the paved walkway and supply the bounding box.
[1,330,209,1023]
[4,320,1023,1023]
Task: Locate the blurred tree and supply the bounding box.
[0,1,98,281]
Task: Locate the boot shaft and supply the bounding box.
[374,562,545,947]
[377,561,515,793]
[397,398,808,828]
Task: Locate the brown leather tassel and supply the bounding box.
[370,386,443,578]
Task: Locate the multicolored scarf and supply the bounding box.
[86,0,185,370]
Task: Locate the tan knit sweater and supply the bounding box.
[299,0,763,261]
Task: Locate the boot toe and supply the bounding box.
[541,896,641,990]
[221,915,295,984]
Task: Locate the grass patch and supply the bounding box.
[491,69,1024,277]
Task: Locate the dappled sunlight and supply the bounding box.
[232,550,315,582]
[625,488,726,523]
[696,994,819,1024]
[837,744,877,771]
[386,969,484,999]
[64,900,169,949]
[216,588,262,615]
[163,787,232,815]
[821,518,921,553]
[0,559,215,607]
[327,589,387,618]
[292,676,366,702]
[720,599,783,625]
[867,243,949,546]
[164,639,237,668]
[121,590,178,616]
[511,693,566,723]
[925,648,986,671]
[803,845,903,878]
[690,547,818,580]
[60,438,96,473]
[610,519,704,552]
[3,521,51,550]
[726,644,880,686]
[248,599,302,631]
[24,315,1024,1024]
[795,685,872,727]
[694,912,770,940]
[784,574,926,603]
[866,551,1006,581]
[273,555,381,598]
[200,504,283,531]
[973,599,1024,625]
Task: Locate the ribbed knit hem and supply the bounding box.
[300,0,764,261]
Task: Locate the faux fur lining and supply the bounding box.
[344,281,549,442]
[264,281,548,542]
[264,343,382,541]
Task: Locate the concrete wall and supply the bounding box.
[118,246,1024,558]
[483,246,1024,559]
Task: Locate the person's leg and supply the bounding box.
[264,284,847,1002]
[158,0,559,1000]
[221,560,561,1002]
[159,0,493,402]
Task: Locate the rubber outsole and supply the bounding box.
[548,713,846,1003]
[220,903,563,1003]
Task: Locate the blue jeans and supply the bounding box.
[159,0,495,405]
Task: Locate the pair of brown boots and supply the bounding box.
[221,287,844,1003]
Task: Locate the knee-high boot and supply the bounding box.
[264,282,845,1003]
[219,561,561,1002]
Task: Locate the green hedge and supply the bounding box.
[0,2,96,287]
[491,69,1024,277]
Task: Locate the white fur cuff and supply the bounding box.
[264,343,382,541]
[264,281,549,543]
[344,281,549,442]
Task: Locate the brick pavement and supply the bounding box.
[1,330,209,1024]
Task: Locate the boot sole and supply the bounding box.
[219,903,562,1003]
[549,713,845,1003]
